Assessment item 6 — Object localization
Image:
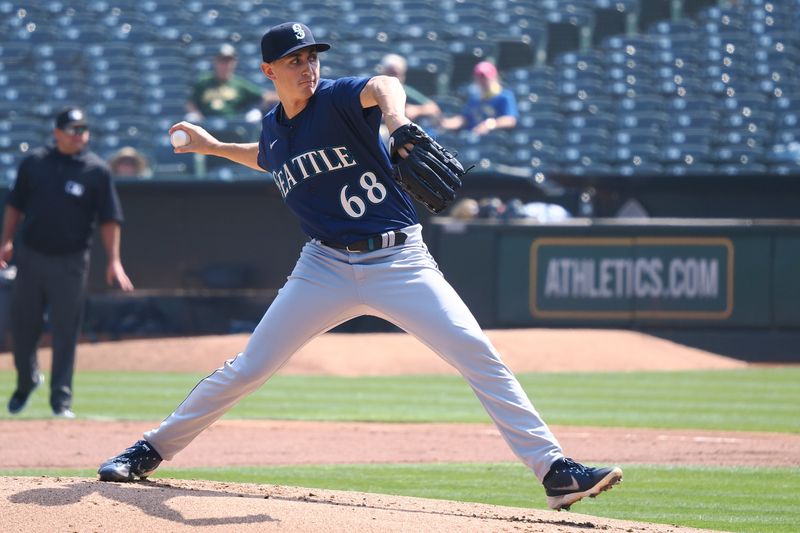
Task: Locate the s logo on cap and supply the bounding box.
[260,21,330,63]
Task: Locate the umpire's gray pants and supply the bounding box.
[11,244,89,411]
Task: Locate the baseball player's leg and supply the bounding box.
[142,243,364,460]
[44,250,89,413]
[359,234,562,481]
[9,245,46,396]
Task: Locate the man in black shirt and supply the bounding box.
[0,107,134,418]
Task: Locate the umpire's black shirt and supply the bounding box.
[7,145,124,255]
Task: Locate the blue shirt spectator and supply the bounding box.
[440,61,518,135]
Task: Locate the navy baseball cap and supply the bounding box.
[261,22,330,63]
[55,106,88,129]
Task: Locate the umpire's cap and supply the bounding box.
[55,106,88,130]
[261,22,330,63]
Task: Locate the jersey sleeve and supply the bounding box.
[97,165,124,223]
[6,156,32,210]
[257,133,270,172]
[329,76,373,115]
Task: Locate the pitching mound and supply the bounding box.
[0,476,704,532]
[0,328,748,375]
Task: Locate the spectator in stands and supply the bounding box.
[379,54,442,124]
[473,196,572,222]
[477,196,506,219]
[449,197,480,220]
[0,106,134,419]
[108,146,152,178]
[516,200,572,222]
[440,61,518,135]
[186,44,278,124]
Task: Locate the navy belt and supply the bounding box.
[322,231,408,252]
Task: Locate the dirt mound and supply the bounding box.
[0,328,747,375]
[0,477,705,532]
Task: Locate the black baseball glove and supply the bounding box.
[389,123,469,214]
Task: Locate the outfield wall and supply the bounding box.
[429,218,800,330]
[2,181,800,339]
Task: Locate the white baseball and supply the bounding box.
[170,130,190,148]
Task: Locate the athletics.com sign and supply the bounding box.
[529,237,734,320]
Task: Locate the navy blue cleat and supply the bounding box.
[543,457,623,511]
[98,440,163,482]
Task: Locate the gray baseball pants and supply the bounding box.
[144,224,563,481]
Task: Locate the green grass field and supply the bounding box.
[2,367,799,532]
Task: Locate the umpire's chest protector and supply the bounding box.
[257,77,417,245]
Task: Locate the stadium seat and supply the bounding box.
[151,136,194,177]
[719,111,775,132]
[769,161,800,176]
[98,115,156,137]
[557,145,609,169]
[563,162,616,176]
[495,37,538,71]
[0,70,35,89]
[448,39,497,88]
[616,162,664,176]
[667,95,717,114]
[717,163,768,175]
[518,111,564,132]
[648,18,700,37]
[614,128,661,147]
[141,99,187,118]
[774,97,800,113]
[605,144,660,166]
[432,95,465,116]
[660,144,712,165]
[668,128,713,147]
[664,162,716,176]
[509,127,561,148]
[2,0,794,183]
[12,25,57,43]
[566,112,615,131]
[407,52,452,95]
[713,146,764,165]
[545,17,585,63]
[773,128,800,145]
[507,144,559,169]
[561,96,614,115]
[562,128,610,147]
[0,129,44,150]
[617,111,669,131]
[670,111,719,130]
[516,95,561,114]
[616,95,665,113]
[49,86,91,106]
[592,0,636,46]
[33,42,84,63]
[2,85,47,105]
[554,50,606,68]
[716,128,770,147]
[557,78,606,98]
[88,100,146,119]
